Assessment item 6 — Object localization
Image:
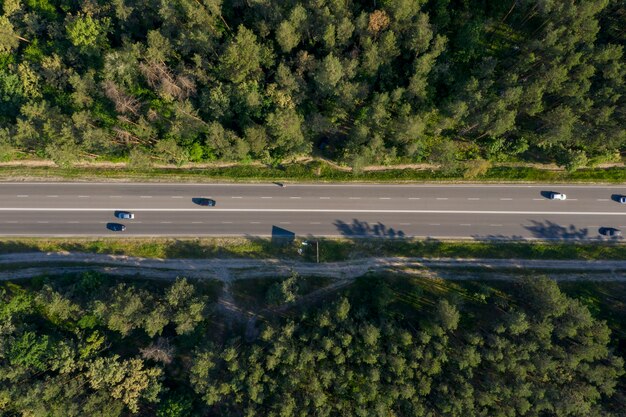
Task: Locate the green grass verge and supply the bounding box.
[2,162,626,183]
[2,237,626,262]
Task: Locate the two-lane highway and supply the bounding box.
[1,182,625,239]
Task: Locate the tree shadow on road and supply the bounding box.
[524,220,591,240]
[333,219,406,238]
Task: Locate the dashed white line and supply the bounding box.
[460,223,472,226]
[436,198,449,200]
[379,197,391,200]
[468,198,480,200]
[221,221,233,224]
[490,224,503,227]
[310,222,321,224]
[171,196,184,199]
[78,195,90,198]
[569,199,578,201]
[3,208,626,216]
[191,221,203,224]
[37,221,49,224]
[16,195,28,197]
[349,197,361,200]
[6,221,18,224]
[597,199,609,201]
[261,197,272,199]
[399,223,411,225]
[533,198,544,200]
[429,223,441,226]
[409,197,420,200]
[231,196,242,199]
[140,196,152,198]
[46,195,58,198]
[290,197,301,199]
[68,221,79,224]
[250,221,261,224]
[160,221,172,224]
[500,198,512,201]
[280,222,291,224]
[110,195,122,198]
[319,197,330,199]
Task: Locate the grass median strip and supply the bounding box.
[1,237,626,262]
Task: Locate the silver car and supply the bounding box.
[115,211,135,219]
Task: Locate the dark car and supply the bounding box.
[600,227,621,237]
[195,198,216,206]
[107,223,126,232]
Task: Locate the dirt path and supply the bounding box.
[3,252,626,282]
[4,252,626,323]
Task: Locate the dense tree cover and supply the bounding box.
[0,0,624,170]
[1,272,625,416]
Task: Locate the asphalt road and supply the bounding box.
[1,182,626,240]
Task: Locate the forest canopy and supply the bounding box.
[0,0,624,169]
[0,273,625,416]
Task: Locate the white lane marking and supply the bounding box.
[533,198,544,200]
[37,221,49,223]
[468,198,480,200]
[140,196,152,198]
[172,196,184,199]
[597,199,609,201]
[16,195,28,197]
[68,221,79,224]
[6,221,18,223]
[490,224,503,227]
[231,196,242,199]
[280,222,291,224]
[221,221,233,224]
[409,197,420,200]
[110,195,122,198]
[5,208,626,216]
[261,196,272,199]
[290,197,301,199]
[78,195,90,198]
[349,197,361,199]
[436,198,449,200]
[310,222,321,224]
[429,223,441,226]
[319,197,330,199]
[47,195,58,198]
[500,198,512,201]
[192,221,202,224]
[160,221,172,224]
[250,221,261,224]
[460,224,472,226]
[134,221,142,224]
[569,199,578,201]
[399,223,411,225]
[379,197,391,200]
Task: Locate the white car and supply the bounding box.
[115,211,135,219]
[549,192,566,200]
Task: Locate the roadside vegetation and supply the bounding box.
[3,237,626,262]
[5,161,626,183]
[1,272,624,416]
[0,0,624,173]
